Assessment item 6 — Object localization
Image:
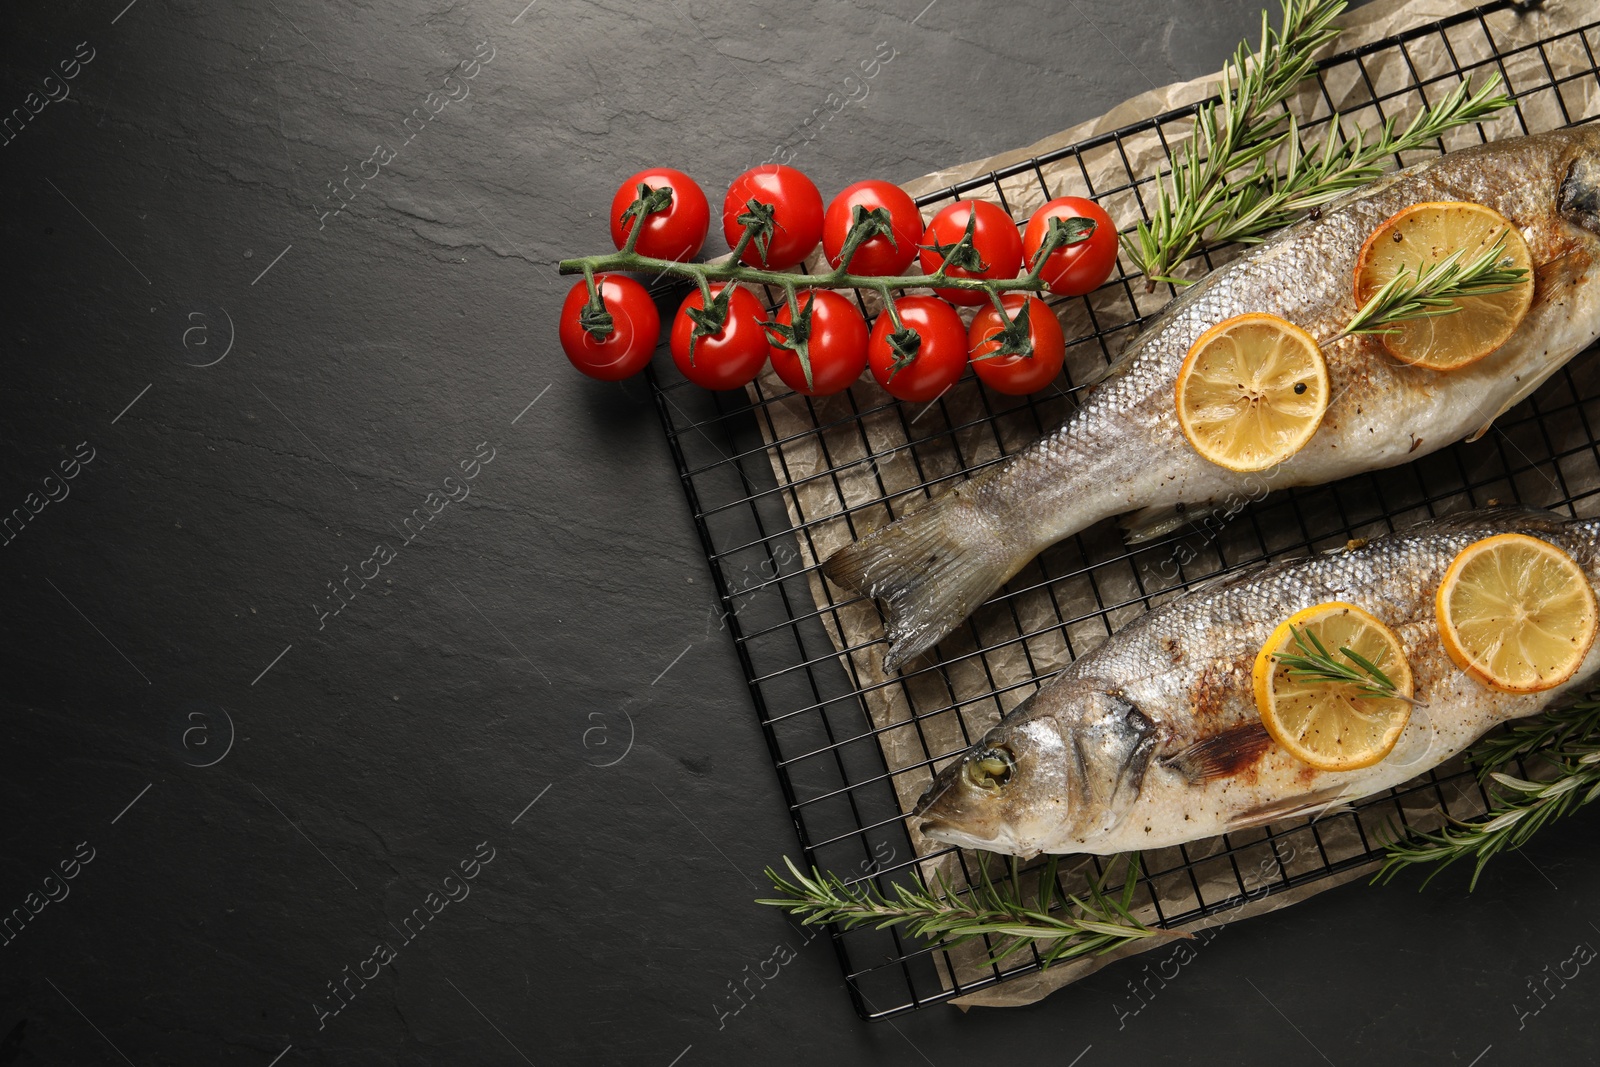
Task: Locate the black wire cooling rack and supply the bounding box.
[648,0,1600,1019]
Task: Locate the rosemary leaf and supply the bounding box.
[1338,233,1527,338]
[758,853,1165,969]
[1126,0,1511,284]
[1130,0,1346,282]
[1207,74,1510,251]
[1272,623,1414,703]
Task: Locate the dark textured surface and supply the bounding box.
[2,1,1596,1064]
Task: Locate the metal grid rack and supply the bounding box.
[648,0,1600,1019]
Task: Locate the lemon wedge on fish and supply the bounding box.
[1175,312,1329,472]
[1435,533,1597,693]
[1352,200,1534,371]
[1253,602,1414,772]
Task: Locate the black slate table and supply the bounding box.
[3,1,1597,1064]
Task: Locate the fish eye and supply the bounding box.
[965,745,1015,791]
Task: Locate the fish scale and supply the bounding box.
[824,126,1600,673]
[913,508,1600,857]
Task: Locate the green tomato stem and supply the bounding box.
[556,250,1058,298]
[986,285,1010,318]
[689,266,714,306]
[875,284,906,332]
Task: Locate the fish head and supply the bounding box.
[913,687,1157,857]
[1559,126,1600,236]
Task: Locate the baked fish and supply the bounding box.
[825,126,1600,672]
[912,508,1600,857]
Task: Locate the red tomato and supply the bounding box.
[721,165,825,270]
[608,167,710,261]
[558,274,661,381]
[967,294,1065,395]
[669,284,771,390]
[917,200,1023,306]
[867,296,968,402]
[822,180,923,276]
[1023,196,1119,296]
[767,289,868,396]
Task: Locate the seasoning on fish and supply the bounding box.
[912,508,1600,858]
[823,127,1600,673]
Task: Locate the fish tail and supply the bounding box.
[822,486,1024,672]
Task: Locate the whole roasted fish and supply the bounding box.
[825,126,1600,672]
[912,508,1600,857]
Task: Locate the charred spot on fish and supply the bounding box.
[1187,660,1244,722]
[964,745,1015,792]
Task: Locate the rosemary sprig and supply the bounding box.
[1126,0,1512,286]
[1205,75,1510,253]
[1334,233,1528,340]
[1376,697,1600,889]
[758,852,1169,969]
[1129,0,1345,284]
[1272,623,1416,703]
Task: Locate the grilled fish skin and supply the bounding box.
[824,126,1600,673]
[911,507,1600,858]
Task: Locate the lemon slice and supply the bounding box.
[1352,200,1534,371]
[1175,313,1329,472]
[1435,533,1597,693]
[1253,602,1414,772]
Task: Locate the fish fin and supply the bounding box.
[1226,784,1355,832]
[821,487,1022,673]
[1160,721,1274,783]
[1467,251,1593,443]
[1120,500,1228,544]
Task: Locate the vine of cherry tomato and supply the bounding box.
[564,163,1117,400]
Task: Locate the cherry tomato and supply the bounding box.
[822,180,924,277]
[1023,196,1119,296]
[917,199,1024,306]
[722,165,825,270]
[609,167,710,261]
[967,293,1065,395]
[669,284,771,390]
[867,296,968,402]
[558,274,661,381]
[767,289,868,396]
